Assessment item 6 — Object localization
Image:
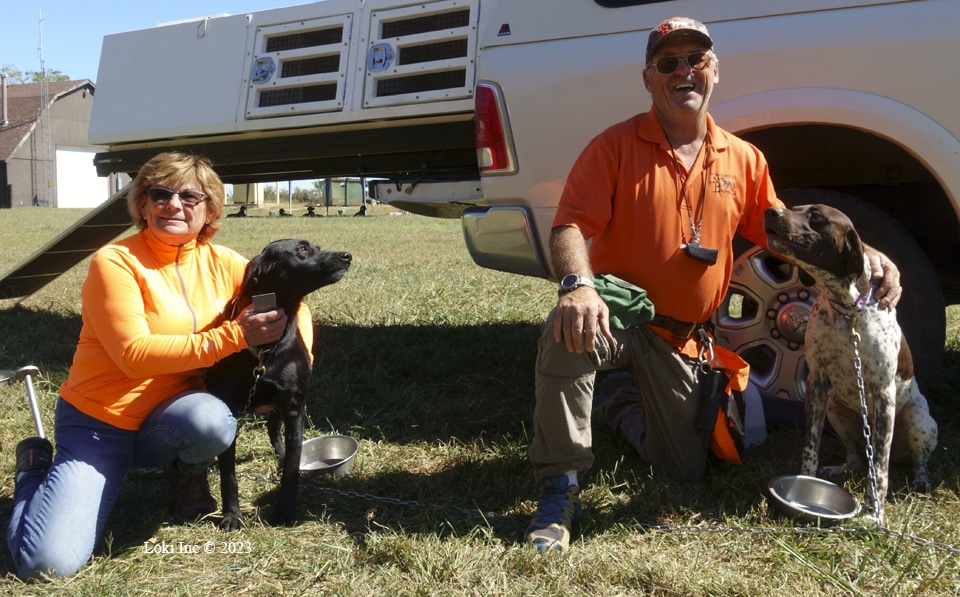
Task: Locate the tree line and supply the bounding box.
[2,65,71,84]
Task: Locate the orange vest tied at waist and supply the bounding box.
[651,326,749,465]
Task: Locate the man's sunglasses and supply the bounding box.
[647,51,711,76]
[147,187,207,207]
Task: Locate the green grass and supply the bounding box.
[0,205,958,595]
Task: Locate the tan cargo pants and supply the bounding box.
[529,310,711,483]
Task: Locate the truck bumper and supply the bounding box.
[461,206,548,279]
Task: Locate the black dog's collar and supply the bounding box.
[247,344,277,358]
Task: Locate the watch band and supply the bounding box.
[558,274,595,296]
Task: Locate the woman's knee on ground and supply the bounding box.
[14,538,93,581]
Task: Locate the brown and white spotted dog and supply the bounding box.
[763,204,937,505]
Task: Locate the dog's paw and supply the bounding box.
[817,465,848,479]
[219,513,246,532]
[910,475,933,493]
[267,508,297,527]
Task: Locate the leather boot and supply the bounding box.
[167,461,217,523]
[15,437,53,475]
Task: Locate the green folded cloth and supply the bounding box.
[593,273,655,330]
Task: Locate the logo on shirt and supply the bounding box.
[712,173,736,196]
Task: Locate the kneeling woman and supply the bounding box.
[6,152,312,580]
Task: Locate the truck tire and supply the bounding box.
[712,188,944,428]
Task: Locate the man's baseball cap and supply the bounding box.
[646,17,713,64]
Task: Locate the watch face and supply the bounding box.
[561,274,580,289]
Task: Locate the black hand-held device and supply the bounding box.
[252,292,278,312]
[684,241,719,265]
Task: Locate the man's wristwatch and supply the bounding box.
[558,274,595,296]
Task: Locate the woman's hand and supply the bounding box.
[238,307,288,347]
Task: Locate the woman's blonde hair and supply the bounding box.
[128,152,225,242]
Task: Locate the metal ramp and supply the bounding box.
[0,184,132,300]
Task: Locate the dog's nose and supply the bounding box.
[339,252,352,263]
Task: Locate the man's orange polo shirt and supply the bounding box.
[554,109,784,325]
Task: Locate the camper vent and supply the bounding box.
[245,14,353,119]
[381,9,470,37]
[266,28,344,52]
[364,0,477,108]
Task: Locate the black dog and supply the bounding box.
[205,239,351,530]
[226,205,248,218]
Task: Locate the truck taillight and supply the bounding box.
[475,82,516,174]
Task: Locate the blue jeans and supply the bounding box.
[6,392,236,580]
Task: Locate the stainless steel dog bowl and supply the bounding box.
[0,370,15,386]
[767,474,860,525]
[299,435,358,477]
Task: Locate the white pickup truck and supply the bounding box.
[89,0,960,420]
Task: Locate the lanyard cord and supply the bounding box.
[666,135,709,246]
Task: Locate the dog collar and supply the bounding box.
[829,279,879,317]
[247,344,277,358]
[852,282,876,311]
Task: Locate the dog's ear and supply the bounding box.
[241,253,272,295]
[844,227,866,278]
[221,296,243,322]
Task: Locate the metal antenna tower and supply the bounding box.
[37,10,53,206]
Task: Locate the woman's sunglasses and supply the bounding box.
[147,187,207,207]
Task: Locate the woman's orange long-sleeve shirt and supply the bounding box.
[60,228,313,430]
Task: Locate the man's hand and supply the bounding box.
[865,249,903,311]
[553,286,612,353]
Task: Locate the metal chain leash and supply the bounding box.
[238,471,960,555]
[239,471,506,517]
[231,299,943,553]
[848,327,885,527]
[624,521,960,555]
[243,347,274,412]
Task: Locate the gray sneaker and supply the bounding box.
[524,474,582,551]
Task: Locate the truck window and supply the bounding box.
[595,0,671,6]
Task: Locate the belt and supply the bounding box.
[648,314,707,339]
